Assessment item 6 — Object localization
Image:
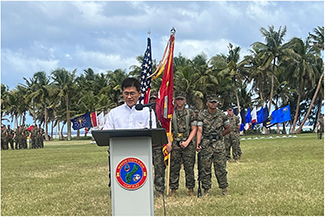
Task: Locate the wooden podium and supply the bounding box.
[92,128,167,216]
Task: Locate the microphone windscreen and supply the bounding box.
[135,104,144,110]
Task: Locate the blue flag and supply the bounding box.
[263,116,276,128]
[233,108,238,116]
[263,107,269,121]
[270,105,291,124]
[257,107,264,124]
[71,112,93,130]
[257,106,269,124]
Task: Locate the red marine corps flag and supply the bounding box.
[156,29,175,134]
[151,28,176,175]
[154,28,176,195]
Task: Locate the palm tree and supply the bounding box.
[50,68,78,140]
[296,73,324,133]
[251,25,291,112]
[1,84,10,122]
[308,26,324,51]
[219,43,248,111]
[244,47,270,105]
[25,71,51,140]
[100,69,129,106]
[284,37,320,133]
[173,54,207,109]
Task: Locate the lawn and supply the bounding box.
[1,133,324,216]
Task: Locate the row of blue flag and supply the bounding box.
[234,105,291,131]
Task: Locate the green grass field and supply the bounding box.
[1,133,324,216]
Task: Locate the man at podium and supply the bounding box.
[103,77,156,129]
[102,77,157,189]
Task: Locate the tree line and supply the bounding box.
[1,25,324,140]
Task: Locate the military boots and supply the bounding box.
[222,188,231,197]
[203,189,209,197]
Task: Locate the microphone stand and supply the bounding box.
[149,106,152,129]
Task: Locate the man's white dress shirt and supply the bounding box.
[103,103,157,130]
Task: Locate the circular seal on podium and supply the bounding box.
[115,157,148,190]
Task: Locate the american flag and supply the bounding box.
[139,37,152,104]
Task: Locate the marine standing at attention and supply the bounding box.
[196,94,231,197]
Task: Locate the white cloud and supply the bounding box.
[74,48,137,72]
[2,49,59,76]
[174,38,231,60]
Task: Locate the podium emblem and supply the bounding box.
[116,157,147,190]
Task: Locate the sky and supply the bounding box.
[1,1,324,129]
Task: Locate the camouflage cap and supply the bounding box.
[175,91,186,99]
[150,90,157,99]
[227,106,234,111]
[207,94,218,103]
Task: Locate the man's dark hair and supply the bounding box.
[121,77,141,92]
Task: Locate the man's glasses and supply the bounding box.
[123,91,137,96]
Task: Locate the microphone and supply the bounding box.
[135,103,156,111]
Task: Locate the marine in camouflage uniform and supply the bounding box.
[169,91,198,198]
[21,125,28,149]
[317,114,324,139]
[196,94,231,197]
[14,126,21,149]
[38,124,45,148]
[1,125,9,150]
[30,125,38,149]
[224,108,241,162]
[6,125,15,150]
[149,90,166,196]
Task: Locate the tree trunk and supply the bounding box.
[14,115,18,130]
[290,93,301,133]
[313,98,322,131]
[77,129,80,140]
[44,106,49,141]
[296,73,324,133]
[50,121,54,141]
[282,122,287,134]
[235,91,241,112]
[66,94,71,141]
[60,123,65,140]
[56,122,60,140]
[84,128,88,139]
[268,59,276,112]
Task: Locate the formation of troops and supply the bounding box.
[1,124,45,150]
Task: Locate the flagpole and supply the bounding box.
[166,119,172,196]
[166,27,176,196]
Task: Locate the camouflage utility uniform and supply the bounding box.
[31,126,38,149]
[14,127,20,149]
[224,114,241,161]
[7,126,15,150]
[1,125,9,150]
[38,126,45,148]
[150,90,166,194]
[197,102,230,192]
[21,126,28,149]
[169,91,197,194]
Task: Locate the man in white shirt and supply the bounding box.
[103,77,157,190]
[103,77,156,130]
